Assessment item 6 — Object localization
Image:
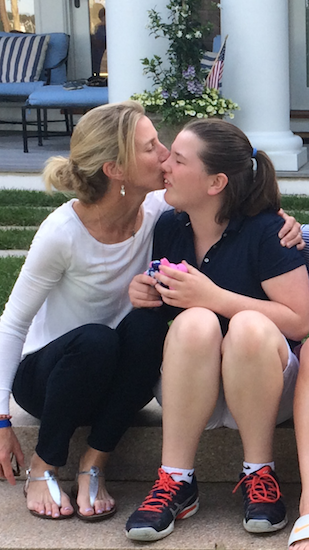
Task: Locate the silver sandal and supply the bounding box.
[74,466,116,522]
[24,468,74,520]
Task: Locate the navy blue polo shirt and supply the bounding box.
[152,209,305,340]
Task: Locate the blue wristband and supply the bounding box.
[0,419,11,428]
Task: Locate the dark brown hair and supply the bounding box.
[183,118,280,223]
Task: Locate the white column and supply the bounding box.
[221,0,307,171]
[106,0,169,103]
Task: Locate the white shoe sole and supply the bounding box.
[244,515,288,533]
[126,498,199,541]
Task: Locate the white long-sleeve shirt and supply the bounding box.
[0,191,170,413]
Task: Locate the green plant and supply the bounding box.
[131,0,239,124]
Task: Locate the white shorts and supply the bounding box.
[153,339,299,429]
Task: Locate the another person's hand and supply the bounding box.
[278,208,304,250]
[129,274,163,308]
[0,427,24,485]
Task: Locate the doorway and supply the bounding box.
[69,0,107,80]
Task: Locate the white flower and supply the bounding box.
[196,112,204,118]
[194,31,202,38]
[186,34,192,40]
[176,30,183,38]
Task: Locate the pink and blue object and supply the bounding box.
[145,258,188,281]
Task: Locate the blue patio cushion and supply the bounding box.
[42,33,69,84]
[27,85,109,108]
[0,34,50,82]
[0,32,69,85]
[0,80,44,99]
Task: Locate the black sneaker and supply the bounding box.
[233,465,288,533]
[126,468,199,541]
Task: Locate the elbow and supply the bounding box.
[288,318,309,342]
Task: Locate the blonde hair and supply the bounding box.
[43,100,145,204]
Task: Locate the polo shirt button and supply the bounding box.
[204,257,210,263]
[223,233,227,237]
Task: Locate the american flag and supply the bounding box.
[205,36,227,90]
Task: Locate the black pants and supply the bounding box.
[12,309,168,467]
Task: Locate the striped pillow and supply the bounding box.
[201,51,218,74]
[0,34,50,83]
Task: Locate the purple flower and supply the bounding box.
[187,79,204,95]
[182,65,196,79]
[161,90,169,99]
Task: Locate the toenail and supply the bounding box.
[97,509,103,514]
[64,507,71,511]
[85,508,92,513]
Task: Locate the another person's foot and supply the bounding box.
[289,515,309,549]
[233,465,287,533]
[126,467,199,541]
[25,453,74,519]
[75,449,115,521]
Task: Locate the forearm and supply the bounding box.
[202,285,308,341]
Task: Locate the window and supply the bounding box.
[88,0,107,76]
[1,0,35,33]
[307,0,309,86]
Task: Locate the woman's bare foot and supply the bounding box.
[76,447,115,518]
[26,452,74,519]
[290,542,309,550]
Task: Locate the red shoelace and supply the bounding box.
[138,468,182,512]
[232,466,281,503]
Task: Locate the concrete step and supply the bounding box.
[11,398,300,484]
[0,479,301,550]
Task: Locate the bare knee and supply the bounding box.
[166,307,222,354]
[224,311,282,358]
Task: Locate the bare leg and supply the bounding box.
[222,311,288,463]
[77,447,115,517]
[289,339,309,550]
[26,452,74,518]
[161,307,222,468]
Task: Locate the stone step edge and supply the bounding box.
[11,399,300,484]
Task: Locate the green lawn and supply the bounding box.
[0,190,69,314]
[0,229,36,250]
[0,256,25,314]
[0,190,308,315]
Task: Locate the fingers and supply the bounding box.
[1,456,16,486]
[14,447,25,470]
[281,228,303,248]
[0,428,24,485]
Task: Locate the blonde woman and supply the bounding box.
[0,101,170,521]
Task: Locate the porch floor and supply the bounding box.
[1,131,309,185]
[0,131,70,173]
